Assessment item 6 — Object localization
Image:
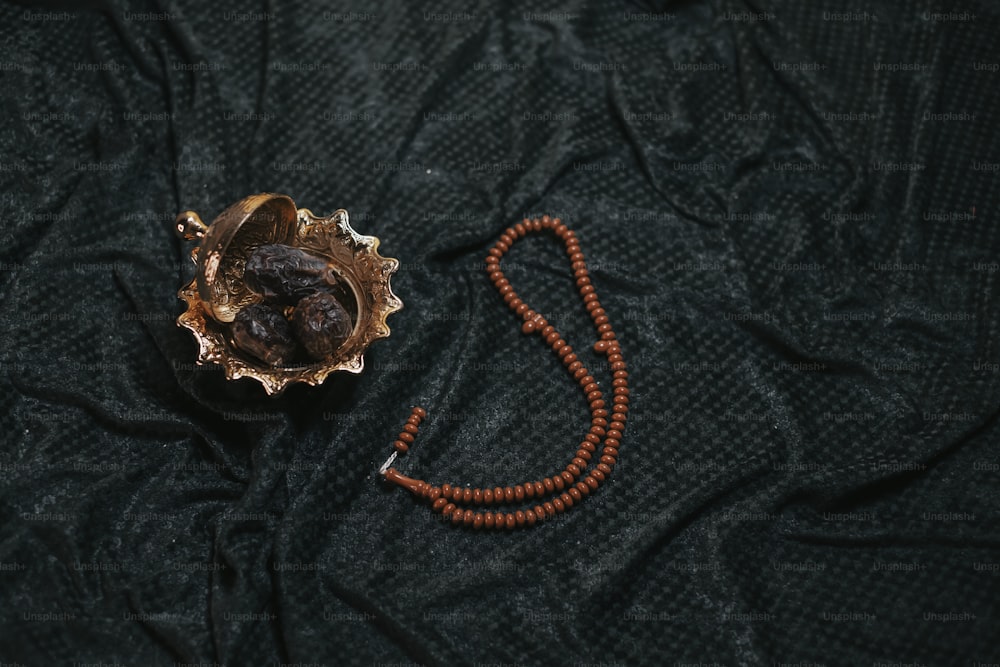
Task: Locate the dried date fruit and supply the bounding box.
[231,303,297,366]
[244,244,343,304]
[292,291,353,359]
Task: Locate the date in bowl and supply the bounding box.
[174,193,402,395]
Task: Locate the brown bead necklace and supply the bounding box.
[378,215,630,529]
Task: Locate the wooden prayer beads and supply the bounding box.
[380,216,630,529]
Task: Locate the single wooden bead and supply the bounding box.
[505,513,517,530]
[440,483,453,499]
[533,481,545,496]
[543,478,555,493]
[462,487,473,503]
[483,488,494,504]
[566,464,581,476]
[394,441,409,454]
[591,469,606,482]
[450,508,464,525]
[403,423,419,434]
[523,483,535,499]
[484,512,495,529]
[607,429,622,440]
[515,510,526,527]
[494,486,505,503]
[560,492,574,508]
[572,456,588,468]
[522,320,537,334]
[560,471,574,485]
[442,503,456,517]
[504,486,515,502]
[534,505,547,521]
[575,450,592,462]
[463,510,476,527]
[525,510,537,526]
[432,497,448,511]
[398,432,415,444]
[552,498,566,513]
[514,485,525,502]
[543,501,556,516]
[553,475,565,491]
[584,476,599,490]
[473,488,483,504]
[575,481,590,496]
[473,513,485,529]
[428,487,442,501]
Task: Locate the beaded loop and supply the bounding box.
[379,217,630,529]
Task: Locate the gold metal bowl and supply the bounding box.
[174,193,402,395]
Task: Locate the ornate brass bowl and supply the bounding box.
[174,193,402,395]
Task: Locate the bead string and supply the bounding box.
[378,215,630,529]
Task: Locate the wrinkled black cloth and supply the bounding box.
[2,1,999,665]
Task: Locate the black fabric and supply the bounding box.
[2,0,999,664]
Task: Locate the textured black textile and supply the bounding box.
[2,1,999,665]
